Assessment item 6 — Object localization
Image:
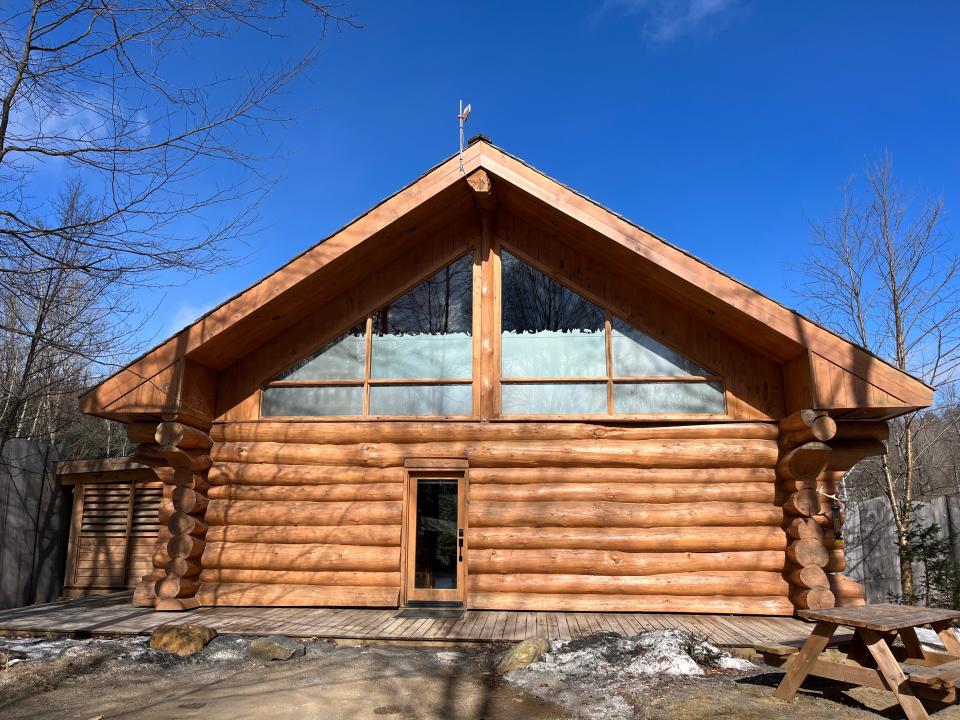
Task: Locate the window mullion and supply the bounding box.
[362,315,373,416]
[605,312,614,415]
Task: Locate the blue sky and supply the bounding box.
[148,1,960,346]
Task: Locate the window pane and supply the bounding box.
[613,381,725,414]
[262,385,363,416]
[611,317,710,377]
[501,382,607,415]
[371,254,473,379]
[372,333,472,379]
[369,384,471,416]
[276,324,366,381]
[501,251,606,377]
[415,479,459,589]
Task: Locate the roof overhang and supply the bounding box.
[80,139,933,424]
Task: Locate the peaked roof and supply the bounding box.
[80,138,933,422]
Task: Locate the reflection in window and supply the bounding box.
[262,254,474,417]
[276,324,366,381]
[372,255,473,379]
[499,251,725,416]
[501,251,605,377]
[614,381,725,414]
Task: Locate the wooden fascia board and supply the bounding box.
[80,146,485,414]
[477,145,933,409]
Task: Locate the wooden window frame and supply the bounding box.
[260,250,480,420]
[497,243,729,419]
[256,237,730,422]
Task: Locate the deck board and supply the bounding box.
[0,593,814,648]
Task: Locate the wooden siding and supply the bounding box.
[200,421,795,615]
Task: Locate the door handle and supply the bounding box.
[458,528,464,562]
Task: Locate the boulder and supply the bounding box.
[149,624,217,656]
[497,636,550,674]
[248,635,306,661]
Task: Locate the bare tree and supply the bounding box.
[801,154,960,602]
[0,1,356,455]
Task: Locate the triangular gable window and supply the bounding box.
[262,253,474,417]
[500,250,724,416]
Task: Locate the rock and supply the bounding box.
[149,624,217,656]
[497,636,550,674]
[248,635,305,661]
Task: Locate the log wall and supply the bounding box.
[199,420,798,615]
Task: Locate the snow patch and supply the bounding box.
[506,630,756,720]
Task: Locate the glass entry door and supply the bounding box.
[405,475,466,604]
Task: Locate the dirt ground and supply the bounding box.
[3,634,960,720]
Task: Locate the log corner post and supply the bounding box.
[131,420,213,611]
[778,410,883,612]
[779,410,837,612]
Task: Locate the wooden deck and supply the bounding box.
[0,593,814,648]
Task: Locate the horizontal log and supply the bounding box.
[829,573,865,599]
[127,422,160,445]
[469,548,787,576]
[211,421,780,445]
[779,410,831,435]
[469,571,790,597]
[159,499,175,524]
[777,442,831,482]
[156,422,213,449]
[212,439,779,469]
[786,565,829,590]
[784,517,825,541]
[783,490,820,517]
[201,542,399,571]
[199,569,400,587]
[168,511,207,536]
[166,557,202,577]
[204,524,402,546]
[786,539,829,568]
[791,587,835,610]
[167,534,205,560]
[780,477,839,493]
[132,570,165,607]
[208,464,405,487]
[834,421,889,443]
[780,413,837,448]
[827,440,886,471]
[835,596,866,608]
[205,500,402,527]
[469,501,784,528]
[825,545,846,573]
[155,574,200,600]
[470,482,775,504]
[169,468,209,493]
[136,443,211,472]
[197,583,399,607]
[172,487,208,515]
[206,483,403,503]
[467,591,795,615]
[469,526,788,552]
[470,467,776,485]
[162,446,212,472]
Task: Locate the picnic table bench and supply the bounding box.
[759,604,960,720]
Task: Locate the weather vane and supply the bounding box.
[458,100,472,174]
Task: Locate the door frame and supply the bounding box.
[401,458,469,606]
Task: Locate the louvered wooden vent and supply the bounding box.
[64,478,163,597]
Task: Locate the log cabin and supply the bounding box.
[76,137,932,615]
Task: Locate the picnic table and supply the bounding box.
[759,604,960,720]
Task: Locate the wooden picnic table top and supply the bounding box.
[799,603,960,633]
